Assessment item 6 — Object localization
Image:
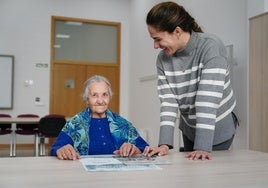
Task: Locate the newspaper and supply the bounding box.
[80,154,169,172]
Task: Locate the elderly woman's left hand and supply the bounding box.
[113,142,141,157]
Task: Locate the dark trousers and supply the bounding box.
[181,112,239,152]
[182,134,235,152]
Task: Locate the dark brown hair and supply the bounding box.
[146,1,203,33]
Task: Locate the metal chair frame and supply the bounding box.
[0,114,14,157]
[15,114,39,156]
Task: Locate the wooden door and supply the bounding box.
[50,16,120,116]
[49,63,119,146]
[49,16,121,147]
[50,63,120,116]
[50,63,86,117]
[86,65,120,113]
[249,12,268,152]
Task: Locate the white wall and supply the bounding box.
[248,0,265,18]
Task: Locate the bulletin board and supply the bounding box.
[0,55,14,109]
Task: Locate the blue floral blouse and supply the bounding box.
[50,108,149,155]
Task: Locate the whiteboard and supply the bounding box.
[0,55,14,109]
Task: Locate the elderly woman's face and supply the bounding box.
[87,81,110,118]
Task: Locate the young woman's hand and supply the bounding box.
[186,150,212,160]
[143,145,169,157]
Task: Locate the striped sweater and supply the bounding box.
[157,31,236,152]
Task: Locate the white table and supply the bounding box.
[0,117,40,124]
[1,150,268,188]
[0,117,40,157]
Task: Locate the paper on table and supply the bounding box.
[80,157,122,165]
[79,155,162,172]
[113,155,171,165]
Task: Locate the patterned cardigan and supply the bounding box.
[60,108,148,155]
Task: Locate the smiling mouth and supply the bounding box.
[161,47,168,51]
[163,48,169,54]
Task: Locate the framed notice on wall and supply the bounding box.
[0,55,14,109]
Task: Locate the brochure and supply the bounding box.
[79,154,169,172]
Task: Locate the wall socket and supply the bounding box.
[35,97,44,106]
[35,63,48,68]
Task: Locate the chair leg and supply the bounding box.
[9,131,13,157]
[43,140,46,156]
[34,134,39,157]
[39,137,45,156]
[14,132,16,157]
[39,137,42,156]
[12,131,16,157]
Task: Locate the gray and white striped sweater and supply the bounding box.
[157,31,236,152]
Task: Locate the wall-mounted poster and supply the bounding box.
[0,55,14,109]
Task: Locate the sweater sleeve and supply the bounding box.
[157,54,179,148]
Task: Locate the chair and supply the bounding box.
[38,114,66,156]
[15,114,39,156]
[0,114,14,156]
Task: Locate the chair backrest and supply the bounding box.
[38,115,66,137]
[0,114,12,130]
[16,114,39,130]
[45,114,65,118]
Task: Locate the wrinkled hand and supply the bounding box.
[56,144,80,160]
[186,150,211,160]
[113,142,141,157]
[143,145,169,157]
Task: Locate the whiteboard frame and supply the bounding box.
[0,55,14,109]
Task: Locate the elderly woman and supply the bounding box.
[51,75,148,160]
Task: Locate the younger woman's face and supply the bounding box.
[147,25,183,55]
